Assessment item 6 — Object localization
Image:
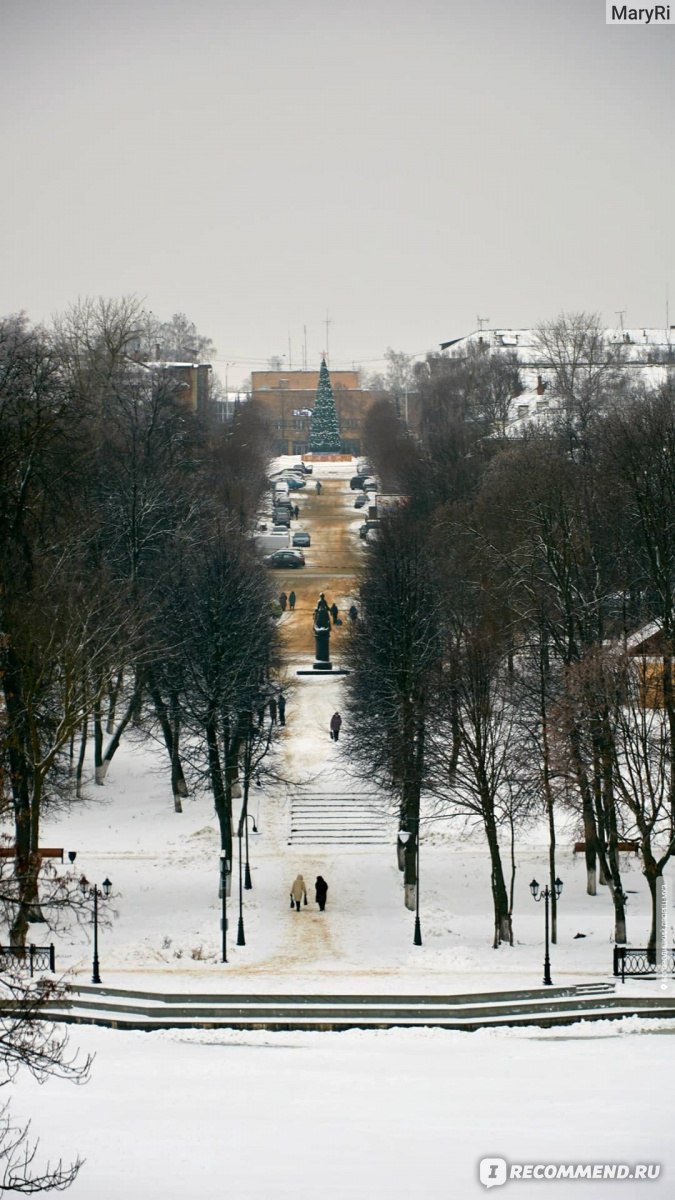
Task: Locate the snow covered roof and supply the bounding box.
[440,327,675,363]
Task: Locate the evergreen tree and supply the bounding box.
[309,358,342,453]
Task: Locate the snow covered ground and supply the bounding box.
[6,458,675,1197]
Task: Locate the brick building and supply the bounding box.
[250,366,373,456]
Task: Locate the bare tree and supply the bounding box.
[345,518,444,910]
[0,967,90,1193]
[532,311,627,437]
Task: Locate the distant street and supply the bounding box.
[272,473,363,658]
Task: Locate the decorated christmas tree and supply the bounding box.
[308,358,342,453]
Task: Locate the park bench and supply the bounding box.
[574,840,639,856]
[0,847,65,863]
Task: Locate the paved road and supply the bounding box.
[271,476,364,657]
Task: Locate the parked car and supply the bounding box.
[350,474,367,490]
[359,519,380,540]
[272,510,291,527]
[284,475,306,490]
[356,459,372,476]
[292,529,311,547]
[354,493,368,509]
[291,462,313,475]
[264,549,305,568]
[362,477,379,492]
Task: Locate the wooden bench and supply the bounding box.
[574,840,639,857]
[0,847,65,863]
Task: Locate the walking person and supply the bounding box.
[278,693,286,726]
[315,480,322,495]
[269,696,277,725]
[315,875,328,912]
[290,874,307,911]
[329,712,342,742]
[348,604,358,622]
[279,591,287,612]
[289,590,296,612]
[330,602,339,625]
[294,504,300,520]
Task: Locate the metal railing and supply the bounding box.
[0,944,56,977]
[613,946,675,982]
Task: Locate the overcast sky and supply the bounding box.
[1,0,673,386]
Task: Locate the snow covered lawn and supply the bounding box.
[13,1020,674,1199]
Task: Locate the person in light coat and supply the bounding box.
[290,874,307,911]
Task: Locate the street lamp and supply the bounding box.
[244,812,259,890]
[398,830,422,946]
[79,875,112,984]
[237,812,261,945]
[530,876,563,986]
[220,852,231,964]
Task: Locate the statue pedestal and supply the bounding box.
[296,591,351,675]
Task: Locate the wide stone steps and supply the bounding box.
[289,793,393,845]
[30,981,675,1032]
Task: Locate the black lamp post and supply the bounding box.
[530,876,563,986]
[398,830,422,946]
[237,824,246,947]
[220,852,231,964]
[244,813,259,891]
[79,875,112,984]
[237,814,260,944]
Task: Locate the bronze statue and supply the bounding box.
[313,592,332,669]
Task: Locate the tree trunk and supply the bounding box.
[75,716,88,799]
[106,668,124,734]
[147,677,188,812]
[484,806,512,947]
[99,679,144,781]
[568,719,598,895]
[93,692,104,784]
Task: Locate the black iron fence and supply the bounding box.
[0,944,55,977]
[613,946,675,982]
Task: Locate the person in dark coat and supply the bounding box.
[294,504,300,520]
[269,696,277,725]
[289,590,296,611]
[330,602,339,625]
[348,604,358,622]
[279,591,287,612]
[315,480,322,494]
[315,876,328,911]
[278,693,286,726]
[329,712,342,741]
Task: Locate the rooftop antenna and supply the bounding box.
[303,325,308,371]
[477,315,490,332]
[324,311,332,364]
[615,309,626,331]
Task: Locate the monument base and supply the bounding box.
[296,665,351,676]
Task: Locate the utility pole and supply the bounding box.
[324,311,332,364]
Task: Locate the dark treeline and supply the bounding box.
[350,314,675,950]
[0,299,278,949]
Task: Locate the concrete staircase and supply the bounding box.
[32,980,675,1032]
[288,792,393,846]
